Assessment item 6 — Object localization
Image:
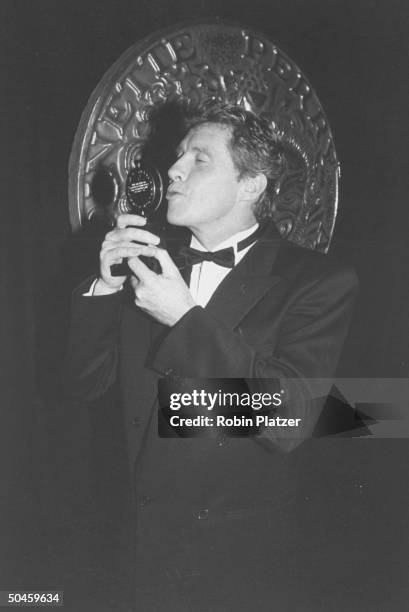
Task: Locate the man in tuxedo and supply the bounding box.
[67,105,358,610]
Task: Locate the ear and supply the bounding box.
[239,173,267,204]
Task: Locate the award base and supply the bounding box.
[110,254,161,276]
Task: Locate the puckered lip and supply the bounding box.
[166,188,184,199]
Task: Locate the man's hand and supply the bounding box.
[94,214,161,295]
[128,246,196,326]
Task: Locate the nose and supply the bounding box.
[168,156,186,182]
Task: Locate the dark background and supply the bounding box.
[1,1,408,610]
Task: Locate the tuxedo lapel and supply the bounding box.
[205,222,284,330]
[165,220,285,330]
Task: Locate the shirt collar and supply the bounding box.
[190,223,259,255]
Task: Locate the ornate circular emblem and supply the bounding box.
[123,161,164,216]
[69,20,340,251]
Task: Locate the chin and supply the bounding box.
[167,207,189,227]
[168,220,186,228]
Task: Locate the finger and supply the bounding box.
[103,227,160,246]
[118,227,161,245]
[129,245,178,274]
[126,245,159,259]
[129,275,140,291]
[102,246,146,263]
[127,255,157,282]
[104,229,122,243]
[102,241,146,254]
[116,213,147,229]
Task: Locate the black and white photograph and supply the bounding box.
[1,1,408,610]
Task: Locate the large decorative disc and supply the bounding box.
[69,20,340,252]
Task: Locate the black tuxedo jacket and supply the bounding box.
[66,221,358,608]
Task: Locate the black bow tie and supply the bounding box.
[178,245,235,268]
[176,223,267,270]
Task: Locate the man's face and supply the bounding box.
[166,123,245,232]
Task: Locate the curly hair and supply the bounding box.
[185,103,286,221]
